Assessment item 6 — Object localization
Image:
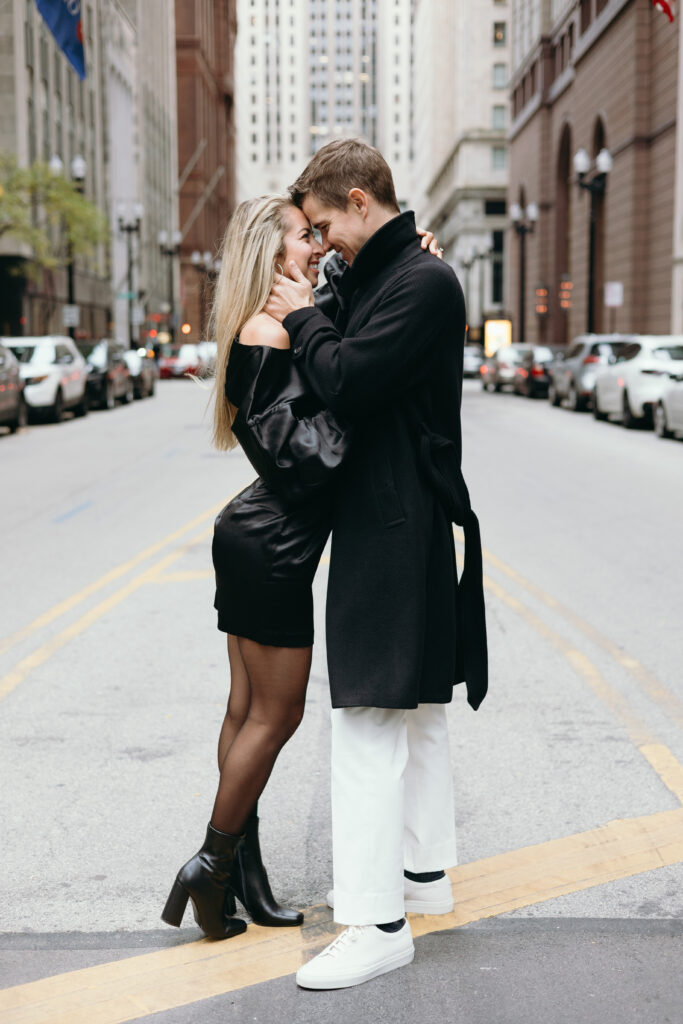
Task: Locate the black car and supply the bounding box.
[0,342,27,433]
[513,345,562,398]
[76,340,133,409]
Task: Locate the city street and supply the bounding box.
[1,377,683,1023]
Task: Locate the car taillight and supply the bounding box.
[480,365,488,374]
[582,354,600,364]
[531,365,545,377]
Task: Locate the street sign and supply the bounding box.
[62,304,80,327]
[605,281,624,307]
[116,291,136,300]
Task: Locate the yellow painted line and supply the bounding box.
[640,744,683,803]
[0,527,213,702]
[152,570,215,584]
[454,527,683,732]
[0,500,229,659]
[483,573,656,749]
[3,798,683,1023]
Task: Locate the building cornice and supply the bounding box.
[426,129,508,200]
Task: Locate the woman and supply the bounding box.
[161,195,439,941]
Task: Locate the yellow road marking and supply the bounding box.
[640,744,683,803]
[454,527,683,732]
[3,796,683,1023]
[0,500,229,659]
[152,570,215,584]
[0,528,213,702]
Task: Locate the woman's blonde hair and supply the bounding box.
[209,194,293,450]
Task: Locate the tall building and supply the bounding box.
[175,0,238,342]
[412,0,510,338]
[508,0,680,347]
[235,0,415,206]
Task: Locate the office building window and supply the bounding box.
[492,105,506,130]
[492,146,506,170]
[493,63,507,89]
[493,22,506,45]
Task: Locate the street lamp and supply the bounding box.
[52,154,86,338]
[510,201,539,344]
[158,229,182,346]
[117,203,144,348]
[573,147,613,333]
[190,249,213,337]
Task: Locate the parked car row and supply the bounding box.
[478,333,683,441]
[158,342,217,379]
[0,335,157,432]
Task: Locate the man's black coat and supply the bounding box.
[285,211,487,711]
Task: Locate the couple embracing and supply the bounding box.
[161,138,488,990]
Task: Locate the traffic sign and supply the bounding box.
[62,304,80,327]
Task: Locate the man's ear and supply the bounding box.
[347,188,369,218]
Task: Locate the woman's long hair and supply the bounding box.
[209,194,292,450]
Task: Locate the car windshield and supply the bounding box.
[533,347,554,361]
[652,345,683,361]
[9,343,56,364]
[592,341,629,359]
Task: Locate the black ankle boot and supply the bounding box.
[229,810,303,927]
[161,823,247,939]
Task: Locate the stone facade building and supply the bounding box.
[413,0,511,337]
[509,0,680,347]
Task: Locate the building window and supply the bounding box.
[492,146,506,170]
[580,0,592,33]
[492,105,506,130]
[493,63,507,89]
[493,22,506,46]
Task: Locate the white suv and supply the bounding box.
[3,336,89,422]
[592,336,683,428]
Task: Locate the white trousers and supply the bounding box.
[331,703,457,926]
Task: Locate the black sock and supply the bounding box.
[404,869,446,883]
[377,918,405,933]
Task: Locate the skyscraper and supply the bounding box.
[235,0,415,205]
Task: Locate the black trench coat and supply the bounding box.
[285,211,487,711]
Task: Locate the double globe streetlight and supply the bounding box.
[158,229,182,346]
[509,201,539,344]
[49,154,87,339]
[117,203,144,348]
[573,147,613,333]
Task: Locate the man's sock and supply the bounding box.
[376,918,406,933]
[404,869,445,883]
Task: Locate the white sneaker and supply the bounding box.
[296,922,414,990]
[326,875,454,916]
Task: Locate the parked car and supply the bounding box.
[463,344,483,379]
[513,345,561,399]
[196,340,218,376]
[123,346,157,398]
[592,336,683,428]
[158,343,201,378]
[0,341,27,433]
[547,335,631,411]
[654,371,683,439]
[3,335,88,421]
[76,339,133,409]
[480,345,532,392]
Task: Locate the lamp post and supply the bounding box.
[117,203,144,348]
[573,147,613,333]
[50,154,86,339]
[510,201,539,345]
[158,229,182,346]
[190,249,214,337]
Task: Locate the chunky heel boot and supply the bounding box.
[230,808,303,927]
[161,823,247,940]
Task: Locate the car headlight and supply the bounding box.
[25,374,49,385]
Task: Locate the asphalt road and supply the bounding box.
[1,377,682,1023]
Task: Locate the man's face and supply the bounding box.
[301,193,369,266]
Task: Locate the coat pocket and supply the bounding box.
[371,438,406,528]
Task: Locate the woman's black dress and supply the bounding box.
[212,340,349,647]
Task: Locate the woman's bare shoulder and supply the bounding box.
[240,313,290,350]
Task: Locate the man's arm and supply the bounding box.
[283,262,464,421]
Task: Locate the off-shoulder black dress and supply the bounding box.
[212,340,349,647]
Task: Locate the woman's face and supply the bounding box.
[281,205,325,286]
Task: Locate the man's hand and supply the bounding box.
[264,261,315,324]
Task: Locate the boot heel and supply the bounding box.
[161,879,189,927]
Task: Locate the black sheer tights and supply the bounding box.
[211,634,312,836]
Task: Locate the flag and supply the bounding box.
[652,1,675,22]
[35,0,86,79]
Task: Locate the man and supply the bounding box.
[265,139,487,989]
